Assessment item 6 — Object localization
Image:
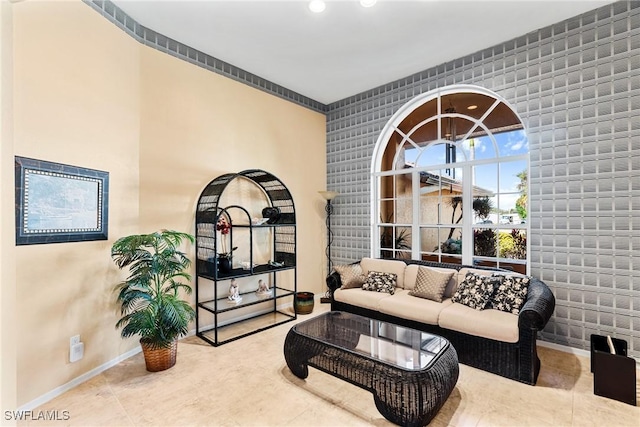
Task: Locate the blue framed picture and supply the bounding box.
[15,157,109,245]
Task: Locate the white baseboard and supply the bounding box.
[537,339,640,368]
[18,346,141,411]
[537,339,591,358]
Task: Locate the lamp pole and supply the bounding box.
[325,198,334,275]
[318,190,339,303]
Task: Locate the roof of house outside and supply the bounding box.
[416,169,494,197]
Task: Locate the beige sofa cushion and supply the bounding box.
[444,273,460,298]
[405,264,458,294]
[379,290,452,326]
[334,263,366,289]
[360,258,407,288]
[404,264,420,290]
[334,288,391,311]
[409,266,455,302]
[438,303,519,343]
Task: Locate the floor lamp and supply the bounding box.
[318,190,339,303]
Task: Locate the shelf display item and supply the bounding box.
[228,279,242,303]
[218,257,232,274]
[216,214,236,273]
[241,261,259,270]
[256,279,272,297]
[262,206,281,224]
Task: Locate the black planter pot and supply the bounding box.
[218,257,232,274]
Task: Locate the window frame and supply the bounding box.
[371,85,529,274]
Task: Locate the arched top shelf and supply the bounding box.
[194,168,298,346]
[196,169,295,225]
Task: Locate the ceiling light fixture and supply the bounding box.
[360,0,377,7]
[309,0,326,13]
[467,105,478,110]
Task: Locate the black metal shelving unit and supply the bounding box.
[195,169,297,346]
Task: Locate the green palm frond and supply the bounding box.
[116,287,152,315]
[112,230,195,347]
[164,278,193,296]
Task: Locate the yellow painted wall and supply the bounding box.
[1,0,17,415]
[138,46,327,298]
[9,0,326,407]
[12,0,141,406]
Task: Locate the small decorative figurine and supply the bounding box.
[255,279,271,297]
[228,279,242,303]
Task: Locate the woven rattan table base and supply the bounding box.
[284,312,459,426]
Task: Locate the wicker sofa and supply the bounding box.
[326,258,555,385]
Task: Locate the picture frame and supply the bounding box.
[15,156,109,245]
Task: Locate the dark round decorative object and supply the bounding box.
[262,207,281,224]
[218,257,232,274]
[294,292,315,314]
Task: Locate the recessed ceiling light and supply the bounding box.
[309,0,326,13]
[360,0,377,7]
[467,105,478,110]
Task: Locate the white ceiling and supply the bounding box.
[112,0,614,104]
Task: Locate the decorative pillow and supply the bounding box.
[362,271,396,295]
[334,264,366,289]
[408,267,454,302]
[452,272,502,310]
[490,275,530,315]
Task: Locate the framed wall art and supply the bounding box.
[15,156,109,245]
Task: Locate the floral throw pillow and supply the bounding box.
[334,264,366,289]
[490,275,530,315]
[362,271,397,295]
[408,267,454,302]
[452,272,501,310]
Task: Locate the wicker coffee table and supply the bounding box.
[284,311,459,426]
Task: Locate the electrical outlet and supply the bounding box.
[70,335,80,347]
[69,335,83,363]
[70,342,84,363]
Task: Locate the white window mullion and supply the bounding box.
[525,156,531,276]
[461,164,474,265]
[412,171,421,259]
[370,174,379,258]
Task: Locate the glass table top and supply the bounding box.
[293,311,448,371]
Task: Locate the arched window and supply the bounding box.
[371,85,529,274]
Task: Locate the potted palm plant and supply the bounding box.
[111,230,196,372]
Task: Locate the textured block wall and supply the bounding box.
[325,1,640,356]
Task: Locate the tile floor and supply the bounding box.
[23,303,640,426]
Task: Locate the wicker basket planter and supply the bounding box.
[141,339,178,372]
[112,230,195,373]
